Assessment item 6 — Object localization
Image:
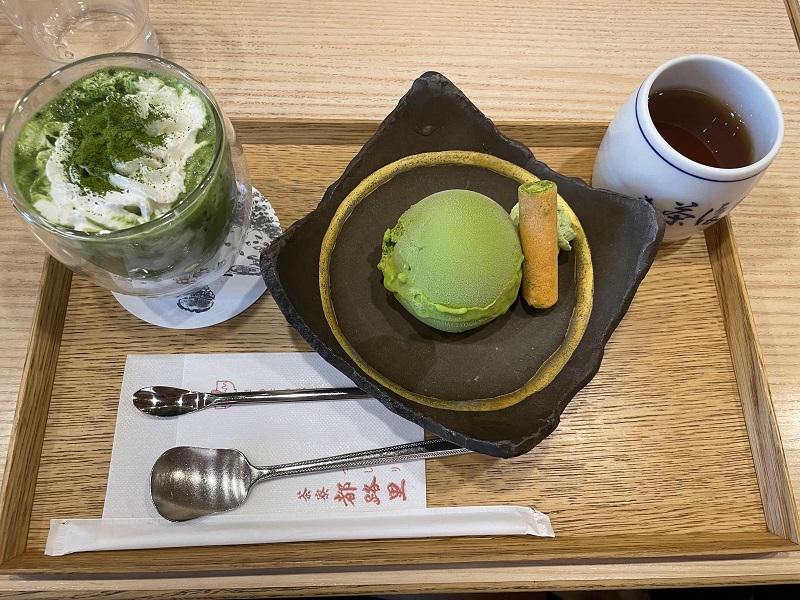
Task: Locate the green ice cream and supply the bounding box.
[377,189,523,333]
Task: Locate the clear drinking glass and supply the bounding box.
[0,0,160,68]
[0,53,252,297]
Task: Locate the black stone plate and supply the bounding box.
[261,72,664,458]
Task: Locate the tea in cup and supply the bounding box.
[592,54,783,242]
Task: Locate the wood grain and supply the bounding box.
[0,135,792,577]
[1,0,800,594]
[2,1,798,125]
[232,118,608,147]
[706,218,800,544]
[0,256,71,565]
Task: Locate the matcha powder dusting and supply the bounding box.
[13,67,216,233]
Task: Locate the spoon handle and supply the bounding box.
[257,438,471,482]
[134,386,371,417]
[209,387,369,406]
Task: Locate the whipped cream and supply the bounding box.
[33,75,211,233]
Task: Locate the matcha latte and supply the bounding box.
[1,54,250,297]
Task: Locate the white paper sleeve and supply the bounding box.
[46,506,554,556]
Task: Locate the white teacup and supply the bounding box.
[592,54,783,242]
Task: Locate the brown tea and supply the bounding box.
[648,88,754,169]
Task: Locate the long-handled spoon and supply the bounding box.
[133,385,370,417]
[151,439,471,522]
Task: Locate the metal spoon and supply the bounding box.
[150,439,471,521]
[133,385,370,417]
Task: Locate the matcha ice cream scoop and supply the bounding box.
[377,189,523,333]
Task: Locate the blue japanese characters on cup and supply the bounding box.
[592,55,783,242]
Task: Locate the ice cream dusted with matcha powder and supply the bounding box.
[378,189,524,333]
[12,67,216,233]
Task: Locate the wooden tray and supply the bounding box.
[0,121,797,575]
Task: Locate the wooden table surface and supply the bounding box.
[1,0,800,596]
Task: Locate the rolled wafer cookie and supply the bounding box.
[518,180,558,308]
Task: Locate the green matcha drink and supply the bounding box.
[1,54,249,296]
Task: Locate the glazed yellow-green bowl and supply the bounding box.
[319,150,593,412]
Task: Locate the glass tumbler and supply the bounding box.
[0,53,252,297]
[1,0,160,68]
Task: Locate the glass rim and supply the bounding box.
[635,53,784,181]
[0,52,226,241]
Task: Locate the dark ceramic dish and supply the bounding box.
[261,72,664,458]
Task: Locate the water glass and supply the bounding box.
[1,0,160,68]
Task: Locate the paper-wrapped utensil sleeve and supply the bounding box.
[46,506,554,556]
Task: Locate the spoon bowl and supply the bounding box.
[151,446,256,522]
[150,439,471,521]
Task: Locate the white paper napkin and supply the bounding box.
[104,352,427,518]
[45,352,553,555]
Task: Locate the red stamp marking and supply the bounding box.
[334,482,357,507]
[296,487,311,501]
[212,380,237,394]
[315,487,329,501]
[387,479,406,501]
[363,476,381,505]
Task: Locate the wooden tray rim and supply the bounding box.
[0,120,796,575]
